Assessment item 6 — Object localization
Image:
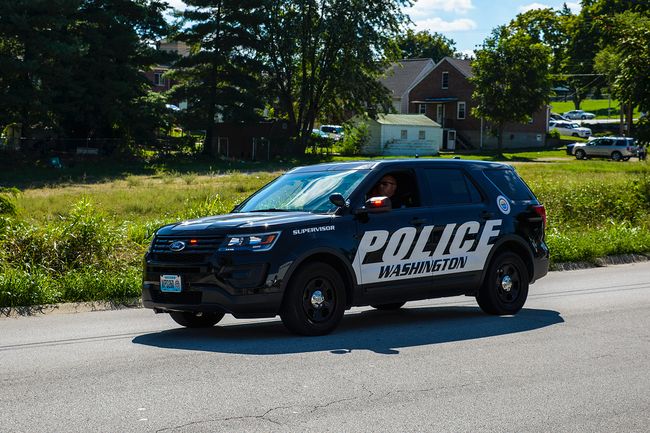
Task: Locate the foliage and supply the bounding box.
[340,122,370,155]
[0,0,170,143]
[394,29,456,62]
[0,187,19,216]
[471,26,552,154]
[258,0,411,154]
[508,7,569,75]
[167,0,265,155]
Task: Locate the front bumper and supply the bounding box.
[142,252,285,318]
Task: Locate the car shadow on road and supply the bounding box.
[132,306,563,355]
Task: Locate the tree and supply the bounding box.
[509,7,568,75]
[0,0,169,144]
[595,11,650,134]
[259,0,410,154]
[168,0,265,155]
[59,0,169,141]
[0,0,79,137]
[470,26,552,155]
[394,29,456,62]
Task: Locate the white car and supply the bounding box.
[572,137,638,161]
[563,110,596,120]
[549,120,592,138]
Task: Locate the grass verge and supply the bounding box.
[1,154,649,308]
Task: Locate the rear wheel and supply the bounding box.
[575,149,586,160]
[280,262,346,336]
[611,151,622,161]
[572,133,578,137]
[476,252,529,315]
[371,302,406,311]
[169,311,225,328]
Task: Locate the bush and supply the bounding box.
[339,122,370,155]
[0,187,19,216]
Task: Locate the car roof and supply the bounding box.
[288,159,512,173]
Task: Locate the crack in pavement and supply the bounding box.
[154,407,287,432]
[153,394,374,432]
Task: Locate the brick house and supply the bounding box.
[380,58,435,114]
[387,57,549,150]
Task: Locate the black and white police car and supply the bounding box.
[143,159,549,335]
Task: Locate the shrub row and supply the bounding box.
[1,173,649,308]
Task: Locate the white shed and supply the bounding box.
[360,114,442,156]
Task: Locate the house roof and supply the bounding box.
[380,59,435,97]
[376,114,441,127]
[444,57,473,78]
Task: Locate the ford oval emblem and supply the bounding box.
[169,241,186,252]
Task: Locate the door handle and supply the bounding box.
[411,217,427,225]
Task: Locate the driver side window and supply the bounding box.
[366,171,420,209]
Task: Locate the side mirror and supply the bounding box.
[329,193,349,208]
[354,196,392,214]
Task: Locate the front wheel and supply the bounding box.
[476,252,529,315]
[169,311,225,328]
[280,262,346,336]
[611,151,622,161]
[575,149,586,160]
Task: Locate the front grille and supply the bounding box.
[151,235,225,256]
[151,291,202,305]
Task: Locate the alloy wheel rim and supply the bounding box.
[495,263,520,304]
[302,277,335,323]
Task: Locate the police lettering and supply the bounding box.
[353,220,502,283]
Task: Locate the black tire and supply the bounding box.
[169,311,225,328]
[611,151,622,161]
[581,115,586,119]
[476,252,529,315]
[572,133,578,137]
[575,149,586,160]
[371,302,406,311]
[280,262,346,336]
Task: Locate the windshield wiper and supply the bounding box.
[249,208,293,212]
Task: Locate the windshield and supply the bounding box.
[236,169,367,213]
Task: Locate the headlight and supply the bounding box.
[219,231,281,252]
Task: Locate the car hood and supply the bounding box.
[156,212,334,236]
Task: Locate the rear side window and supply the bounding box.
[423,168,482,205]
[484,169,533,201]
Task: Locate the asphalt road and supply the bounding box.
[1,262,649,433]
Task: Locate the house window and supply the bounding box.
[401,130,408,140]
[418,104,426,114]
[418,130,426,140]
[153,72,165,87]
[457,102,466,120]
[441,71,449,89]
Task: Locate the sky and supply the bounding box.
[165,0,581,57]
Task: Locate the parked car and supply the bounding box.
[549,112,568,121]
[320,124,344,140]
[549,120,592,138]
[571,136,638,161]
[563,110,596,120]
[311,129,329,138]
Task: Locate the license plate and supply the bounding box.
[160,275,182,293]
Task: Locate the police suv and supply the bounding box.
[143,159,549,335]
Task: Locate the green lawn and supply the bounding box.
[1,153,649,308]
[550,98,642,119]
